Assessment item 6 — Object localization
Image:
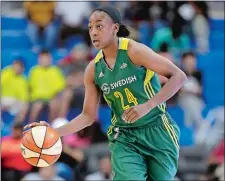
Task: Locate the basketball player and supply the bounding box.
[25,5,187,180]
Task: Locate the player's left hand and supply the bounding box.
[122,103,151,123]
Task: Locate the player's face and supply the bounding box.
[88,11,118,49]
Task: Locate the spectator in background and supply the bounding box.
[59,120,107,150]
[203,139,224,181]
[151,16,191,59]
[157,42,175,86]
[24,1,58,51]
[63,126,92,149]
[123,1,139,26]
[56,2,92,46]
[51,120,86,180]
[124,2,151,24]
[1,59,29,123]
[214,163,224,181]
[173,2,191,31]
[59,43,90,74]
[178,51,204,130]
[21,165,65,181]
[208,139,224,166]
[91,1,128,19]
[29,50,65,123]
[85,155,112,180]
[190,2,209,54]
[158,42,174,62]
[57,70,85,118]
[2,123,32,181]
[149,2,169,31]
[57,44,89,119]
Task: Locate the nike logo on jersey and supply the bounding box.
[99,72,104,78]
[120,63,127,69]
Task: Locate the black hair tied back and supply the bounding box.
[117,24,130,38]
[95,5,130,38]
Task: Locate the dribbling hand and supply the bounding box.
[24,121,50,130]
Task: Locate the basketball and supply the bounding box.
[21,126,62,167]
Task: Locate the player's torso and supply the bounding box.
[94,38,166,128]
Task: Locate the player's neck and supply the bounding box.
[102,38,119,61]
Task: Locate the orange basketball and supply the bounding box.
[21,126,62,167]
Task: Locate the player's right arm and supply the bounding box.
[24,60,100,137]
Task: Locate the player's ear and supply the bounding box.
[114,23,119,35]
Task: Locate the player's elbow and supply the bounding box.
[85,115,95,126]
[86,118,95,126]
[82,112,95,126]
[176,70,188,84]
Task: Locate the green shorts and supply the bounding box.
[108,113,180,180]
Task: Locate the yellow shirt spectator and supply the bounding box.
[24,1,56,27]
[29,65,65,101]
[1,66,29,103]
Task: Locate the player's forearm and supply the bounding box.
[147,71,187,109]
[55,113,94,137]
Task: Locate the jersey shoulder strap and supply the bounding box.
[94,37,131,63]
[119,38,130,50]
[94,50,103,63]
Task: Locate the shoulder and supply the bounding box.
[117,37,143,57]
[1,136,12,142]
[180,33,190,41]
[153,27,171,38]
[28,66,42,78]
[2,66,12,74]
[2,66,11,71]
[127,39,150,66]
[29,65,40,72]
[86,59,95,73]
[84,59,96,84]
[87,50,103,78]
[50,65,63,72]
[119,37,130,50]
[127,39,141,54]
[93,50,103,64]
[20,74,28,81]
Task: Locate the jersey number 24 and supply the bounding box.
[114,88,138,110]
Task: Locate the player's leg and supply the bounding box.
[109,141,147,180]
[146,115,180,180]
[108,128,147,180]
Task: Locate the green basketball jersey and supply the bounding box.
[94,38,166,129]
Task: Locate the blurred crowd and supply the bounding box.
[1,1,224,181]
